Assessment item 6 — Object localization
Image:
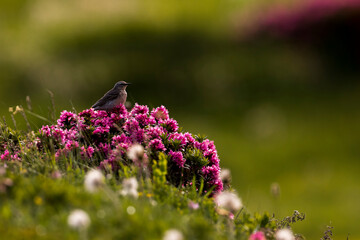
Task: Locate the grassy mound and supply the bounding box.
[0,105,307,240]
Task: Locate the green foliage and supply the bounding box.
[152,152,168,187]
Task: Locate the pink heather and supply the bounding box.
[93,125,110,135]
[146,126,165,139]
[151,105,169,120]
[169,133,188,149]
[169,150,186,168]
[34,103,224,193]
[130,103,149,116]
[183,132,195,145]
[124,118,140,134]
[65,140,79,150]
[57,111,78,129]
[159,118,179,132]
[1,149,10,161]
[80,146,95,158]
[135,113,155,127]
[149,139,166,152]
[112,134,131,146]
[204,149,220,165]
[195,139,216,152]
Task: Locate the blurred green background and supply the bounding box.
[1,0,360,239]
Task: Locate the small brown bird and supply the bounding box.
[92,81,131,111]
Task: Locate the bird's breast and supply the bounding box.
[117,90,127,105]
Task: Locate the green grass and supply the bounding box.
[177,88,360,239]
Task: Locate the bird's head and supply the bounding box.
[114,81,131,90]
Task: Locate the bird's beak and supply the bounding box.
[125,83,131,85]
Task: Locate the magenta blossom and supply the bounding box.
[130,103,149,116]
[151,105,169,120]
[57,110,78,129]
[169,150,186,168]
[159,118,178,132]
[149,139,166,152]
[0,149,10,161]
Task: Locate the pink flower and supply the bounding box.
[249,231,266,240]
[124,118,140,134]
[112,134,131,146]
[195,139,216,152]
[151,106,169,120]
[40,125,52,137]
[169,133,187,150]
[79,108,96,119]
[203,149,220,165]
[169,150,185,167]
[159,118,178,132]
[146,126,165,140]
[57,111,78,129]
[92,110,108,119]
[65,140,79,150]
[130,103,149,116]
[97,143,111,156]
[149,139,166,151]
[0,150,10,161]
[110,104,128,117]
[202,165,223,192]
[183,132,195,146]
[93,125,110,135]
[135,113,153,127]
[80,146,95,158]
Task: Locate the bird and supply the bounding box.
[91,81,131,111]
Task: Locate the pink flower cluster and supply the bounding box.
[37,103,223,193]
[0,149,21,161]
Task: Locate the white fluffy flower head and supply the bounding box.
[275,228,295,240]
[163,229,184,240]
[84,169,105,193]
[215,191,243,213]
[120,177,139,199]
[127,144,144,161]
[220,169,232,186]
[67,209,91,230]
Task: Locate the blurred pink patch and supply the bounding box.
[249,231,266,240]
[188,201,200,210]
[252,0,360,37]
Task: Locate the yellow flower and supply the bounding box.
[13,105,24,115]
[34,196,43,205]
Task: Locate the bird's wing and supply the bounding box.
[92,88,119,108]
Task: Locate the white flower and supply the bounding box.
[275,228,295,240]
[163,229,184,240]
[127,144,144,161]
[84,169,105,193]
[215,191,243,213]
[220,169,231,183]
[120,177,138,199]
[67,209,91,230]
